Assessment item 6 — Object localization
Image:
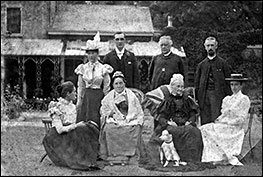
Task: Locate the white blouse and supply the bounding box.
[74,61,113,94]
[48,98,77,134]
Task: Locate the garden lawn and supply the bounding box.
[1,111,262,176]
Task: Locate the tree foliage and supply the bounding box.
[143,1,262,32]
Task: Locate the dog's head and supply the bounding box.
[159,130,173,142]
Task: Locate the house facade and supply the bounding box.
[1,1,187,100]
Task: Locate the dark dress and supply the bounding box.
[43,122,100,170]
[139,94,214,172]
[42,99,100,171]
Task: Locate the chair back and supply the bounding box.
[42,118,52,134]
[129,88,145,105]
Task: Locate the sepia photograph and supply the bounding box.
[1,1,262,176]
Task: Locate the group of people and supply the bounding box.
[42,32,251,171]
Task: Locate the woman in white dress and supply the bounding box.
[199,74,251,166]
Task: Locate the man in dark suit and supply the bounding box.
[148,36,184,90]
[103,32,139,89]
[194,36,232,125]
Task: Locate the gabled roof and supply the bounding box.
[48,4,154,36]
[1,38,63,56]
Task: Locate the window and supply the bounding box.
[7,7,21,34]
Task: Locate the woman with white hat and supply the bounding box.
[74,32,113,129]
[199,74,251,166]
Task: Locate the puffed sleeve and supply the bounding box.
[102,64,113,95]
[185,96,199,115]
[48,101,63,117]
[48,101,77,134]
[102,64,113,76]
[184,96,200,124]
[156,99,171,128]
[74,64,85,107]
[225,96,251,126]
[74,64,84,75]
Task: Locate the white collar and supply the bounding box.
[58,97,71,105]
[115,47,125,54]
[115,89,126,96]
[163,51,172,57]
[208,54,216,60]
[87,61,99,67]
[232,90,242,97]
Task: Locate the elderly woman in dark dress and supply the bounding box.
[139,74,211,171]
[42,81,100,170]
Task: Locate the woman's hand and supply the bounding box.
[167,120,177,127]
[109,111,115,118]
[76,121,86,128]
[185,121,192,126]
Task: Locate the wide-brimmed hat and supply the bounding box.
[225,74,248,81]
[81,31,100,52]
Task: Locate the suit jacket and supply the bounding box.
[194,56,232,109]
[103,49,140,89]
[148,52,184,90]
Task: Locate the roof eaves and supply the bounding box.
[47,30,154,37]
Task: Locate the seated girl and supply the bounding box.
[199,74,251,166]
[42,81,100,170]
[99,71,144,165]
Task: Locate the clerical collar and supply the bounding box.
[208,55,216,60]
[163,51,172,57]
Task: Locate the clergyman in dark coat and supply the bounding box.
[148,36,184,90]
[194,36,232,125]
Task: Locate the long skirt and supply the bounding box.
[199,122,245,165]
[76,88,104,128]
[139,124,215,172]
[42,122,100,170]
[99,124,143,164]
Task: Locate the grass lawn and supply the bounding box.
[1,111,262,176]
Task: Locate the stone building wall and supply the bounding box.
[1,1,52,39]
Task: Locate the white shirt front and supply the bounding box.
[115,47,125,59]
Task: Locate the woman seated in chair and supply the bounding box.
[42,81,100,170]
[199,74,251,166]
[139,74,207,171]
[99,71,144,165]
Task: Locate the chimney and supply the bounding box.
[167,16,173,27]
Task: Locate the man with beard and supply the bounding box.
[194,36,232,125]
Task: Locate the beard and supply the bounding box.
[208,50,215,56]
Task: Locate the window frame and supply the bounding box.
[6,5,22,36]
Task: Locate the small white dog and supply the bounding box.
[159,130,187,167]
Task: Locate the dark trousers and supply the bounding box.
[200,90,221,125]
